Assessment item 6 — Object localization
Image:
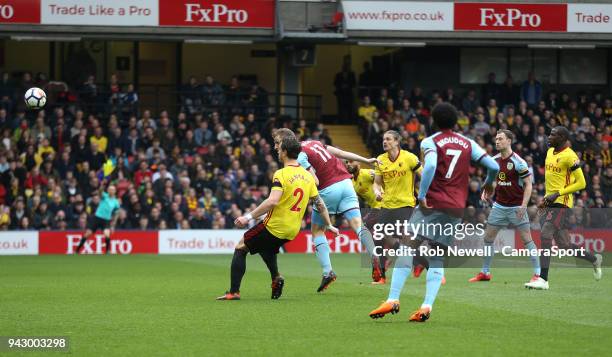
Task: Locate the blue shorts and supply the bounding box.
[311,179,360,226]
[487,204,530,230]
[407,207,462,247]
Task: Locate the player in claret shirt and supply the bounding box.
[274,128,380,292]
[469,129,541,284]
[369,103,500,322]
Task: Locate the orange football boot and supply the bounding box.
[371,278,386,285]
[369,300,400,319]
[408,306,431,322]
[216,291,241,300]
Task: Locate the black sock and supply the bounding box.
[540,239,552,281]
[374,239,386,278]
[76,236,88,253]
[571,244,597,263]
[105,237,111,254]
[259,250,279,280]
[230,249,248,293]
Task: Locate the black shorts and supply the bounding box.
[540,203,572,230]
[243,222,288,255]
[89,216,111,232]
[363,208,381,230]
[379,206,414,225]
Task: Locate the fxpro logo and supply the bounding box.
[0,4,14,19]
[184,2,248,23]
[571,233,605,253]
[66,234,133,254]
[480,8,542,28]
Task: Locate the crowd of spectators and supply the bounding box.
[0,68,610,231]
[0,71,330,231]
[359,71,612,228]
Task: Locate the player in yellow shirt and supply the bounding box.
[373,130,424,283]
[525,126,603,290]
[346,160,385,283]
[348,162,382,211]
[374,131,422,210]
[217,136,338,301]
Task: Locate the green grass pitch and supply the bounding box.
[1,254,611,356]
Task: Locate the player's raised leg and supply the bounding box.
[310,212,336,290]
[340,179,380,279]
[554,227,601,280]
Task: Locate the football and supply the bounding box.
[24,87,47,110]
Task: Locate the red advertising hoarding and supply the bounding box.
[39,231,158,255]
[516,229,612,253]
[284,230,361,254]
[454,2,567,32]
[158,0,274,29]
[0,0,40,24]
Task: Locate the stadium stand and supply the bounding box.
[0,70,610,231]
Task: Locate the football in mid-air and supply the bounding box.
[24,87,47,110]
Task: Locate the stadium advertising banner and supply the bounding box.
[0,0,274,28]
[158,0,275,29]
[343,1,454,31]
[567,4,612,33]
[2,229,611,255]
[39,231,158,255]
[0,0,40,24]
[1,1,611,32]
[518,230,612,254]
[40,0,158,26]
[284,231,361,254]
[158,229,244,254]
[0,232,38,255]
[454,3,567,32]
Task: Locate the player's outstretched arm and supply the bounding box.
[417,150,437,207]
[235,190,282,228]
[479,155,500,194]
[312,195,339,235]
[326,145,381,166]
